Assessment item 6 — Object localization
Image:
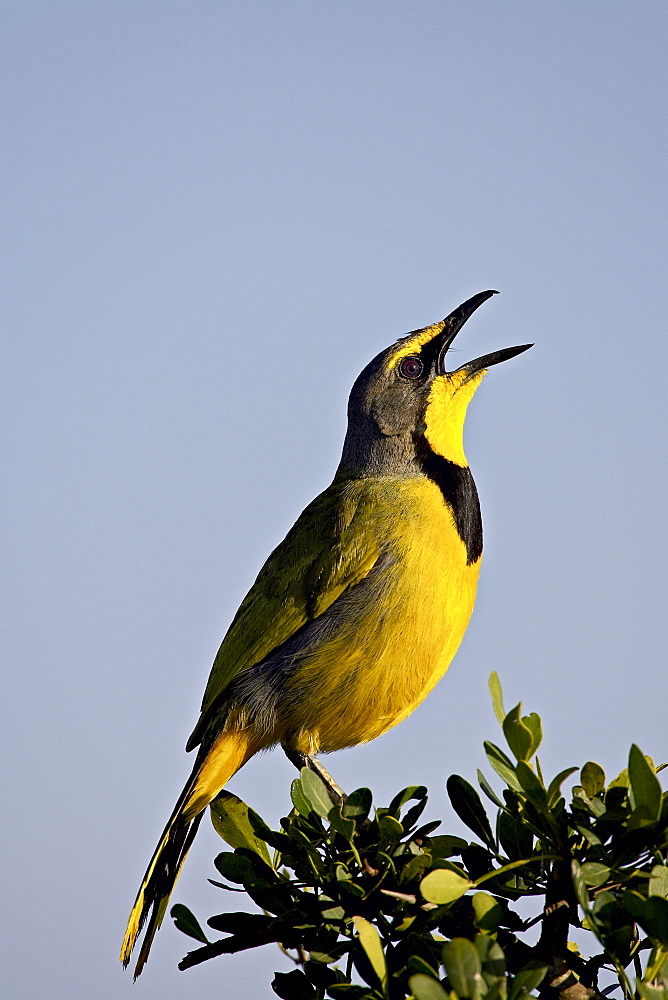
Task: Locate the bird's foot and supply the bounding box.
[282,746,345,805]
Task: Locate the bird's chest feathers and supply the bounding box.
[389,479,481,670]
[292,479,481,750]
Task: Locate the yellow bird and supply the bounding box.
[121,290,531,976]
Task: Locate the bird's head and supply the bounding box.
[339,291,531,475]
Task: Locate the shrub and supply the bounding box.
[171,675,668,1000]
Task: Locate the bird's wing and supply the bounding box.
[186,479,384,750]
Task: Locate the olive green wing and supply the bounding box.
[186,480,382,751]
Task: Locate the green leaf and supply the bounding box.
[588,795,606,818]
[500,705,541,762]
[515,761,547,808]
[207,910,273,935]
[623,893,668,947]
[300,767,335,819]
[483,982,507,1000]
[477,770,506,810]
[484,742,523,793]
[328,986,375,999]
[447,775,496,849]
[628,807,660,830]
[489,672,506,725]
[628,745,662,822]
[622,889,648,922]
[291,777,316,819]
[376,811,404,840]
[497,810,533,861]
[409,973,449,1000]
[591,890,619,925]
[580,862,610,888]
[411,820,442,841]
[245,884,293,918]
[308,951,340,965]
[609,767,630,789]
[442,937,483,1000]
[637,982,668,1000]
[580,761,606,797]
[213,851,274,887]
[272,969,316,999]
[650,865,668,898]
[571,860,593,913]
[209,791,271,863]
[338,878,365,898]
[429,835,468,858]
[320,903,346,922]
[388,785,428,817]
[474,856,547,888]
[572,786,606,819]
[546,767,578,807]
[522,713,542,756]
[644,899,668,948]
[508,963,548,1000]
[402,796,430,833]
[503,704,534,762]
[343,787,373,821]
[400,853,432,883]
[575,824,601,847]
[328,808,356,842]
[409,955,440,979]
[421,867,473,905]
[287,824,325,868]
[477,936,506,980]
[473,891,504,932]
[352,916,388,996]
[650,952,668,988]
[170,903,209,944]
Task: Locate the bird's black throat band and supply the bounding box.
[412,434,483,564]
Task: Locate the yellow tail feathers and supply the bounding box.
[120,728,261,977]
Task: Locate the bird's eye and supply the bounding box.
[398,356,424,380]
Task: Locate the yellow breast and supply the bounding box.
[286,476,481,753]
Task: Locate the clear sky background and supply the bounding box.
[3,3,667,998]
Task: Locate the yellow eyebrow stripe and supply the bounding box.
[385,319,448,370]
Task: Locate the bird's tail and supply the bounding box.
[120,727,261,978]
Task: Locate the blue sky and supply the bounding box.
[3,3,667,998]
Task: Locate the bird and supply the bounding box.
[120,289,531,976]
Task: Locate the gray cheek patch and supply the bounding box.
[370,379,429,437]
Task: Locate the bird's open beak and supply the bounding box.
[436,290,533,376]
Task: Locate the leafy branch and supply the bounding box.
[171,675,668,1000]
